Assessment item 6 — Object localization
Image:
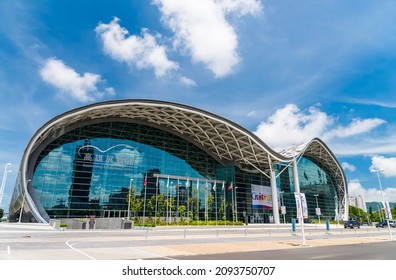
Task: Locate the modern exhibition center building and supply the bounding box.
[9,99,348,224]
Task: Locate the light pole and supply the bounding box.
[377,204,383,222]
[334,195,340,227]
[0,163,12,207]
[18,179,31,223]
[280,191,286,223]
[371,168,392,240]
[314,194,320,224]
[127,179,133,220]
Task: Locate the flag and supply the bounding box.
[196,179,199,189]
[166,175,170,188]
[222,181,225,191]
[213,180,216,192]
[176,178,179,189]
[185,178,190,189]
[227,182,233,191]
[205,180,208,190]
[143,174,147,187]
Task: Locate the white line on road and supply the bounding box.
[66,240,96,260]
[129,247,176,260]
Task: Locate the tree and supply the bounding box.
[128,187,143,217]
[178,205,186,222]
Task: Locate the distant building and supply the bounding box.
[349,195,367,212]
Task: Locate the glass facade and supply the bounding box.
[29,121,340,223]
[277,156,338,222]
[32,122,241,221]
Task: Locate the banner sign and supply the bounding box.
[382,201,393,220]
[294,192,308,219]
[251,184,272,210]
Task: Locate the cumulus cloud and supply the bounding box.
[95,17,178,77]
[253,103,386,151]
[342,162,356,172]
[348,179,396,202]
[253,104,331,150]
[40,58,114,102]
[153,0,262,77]
[370,155,396,178]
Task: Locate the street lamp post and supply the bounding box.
[371,168,393,240]
[314,194,320,224]
[127,179,133,220]
[280,191,286,223]
[18,179,31,223]
[0,163,12,207]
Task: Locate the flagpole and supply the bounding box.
[143,173,147,226]
[214,181,217,226]
[166,176,170,225]
[231,182,234,226]
[223,181,226,226]
[177,178,180,226]
[205,180,208,225]
[196,179,199,224]
[155,176,159,226]
[186,178,190,224]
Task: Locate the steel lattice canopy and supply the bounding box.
[19,99,348,223]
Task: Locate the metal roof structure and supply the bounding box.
[16,99,348,223]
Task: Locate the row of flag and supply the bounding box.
[142,174,233,191]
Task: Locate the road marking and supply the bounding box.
[129,247,176,260]
[66,240,96,260]
[7,246,10,255]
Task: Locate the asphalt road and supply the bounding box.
[175,242,396,260]
[1,223,395,260]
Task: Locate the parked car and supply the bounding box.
[344,220,360,229]
[376,221,396,228]
[376,221,388,228]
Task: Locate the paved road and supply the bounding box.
[176,242,396,260]
[1,222,395,260]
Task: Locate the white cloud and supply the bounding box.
[253,103,386,151]
[154,0,262,77]
[370,155,396,178]
[323,118,386,140]
[342,162,356,172]
[348,179,396,202]
[95,17,178,77]
[253,104,331,150]
[40,58,113,102]
[180,76,196,86]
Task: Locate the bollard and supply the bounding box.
[291,218,296,235]
[326,218,330,234]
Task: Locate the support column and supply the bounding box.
[270,170,280,224]
[292,157,300,193]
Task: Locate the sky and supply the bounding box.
[1,0,396,211]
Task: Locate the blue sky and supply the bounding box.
[1,0,396,210]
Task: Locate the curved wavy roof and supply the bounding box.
[18,99,347,222]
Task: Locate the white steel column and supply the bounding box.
[292,157,300,193]
[270,170,280,224]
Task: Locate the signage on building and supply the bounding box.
[78,144,141,170]
[251,184,272,210]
